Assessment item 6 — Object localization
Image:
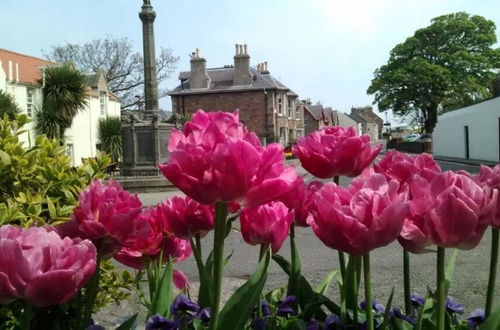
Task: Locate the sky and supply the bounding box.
[1,0,499,126]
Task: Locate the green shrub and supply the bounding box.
[0,114,134,315]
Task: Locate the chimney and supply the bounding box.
[189,48,210,89]
[233,43,252,86]
[261,61,269,74]
[8,60,12,81]
[492,76,500,97]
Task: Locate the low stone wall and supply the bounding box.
[387,141,432,154]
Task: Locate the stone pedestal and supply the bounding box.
[121,116,174,176]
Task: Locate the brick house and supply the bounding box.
[303,103,359,136]
[349,106,383,141]
[168,45,303,146]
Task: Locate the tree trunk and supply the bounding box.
[424,105,438,134]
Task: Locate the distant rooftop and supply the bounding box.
[169,66,297,96]
[0,48,55,86]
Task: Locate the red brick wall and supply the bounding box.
[172,91,268,137]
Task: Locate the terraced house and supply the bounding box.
[168,45,304,146]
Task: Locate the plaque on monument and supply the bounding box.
[137,132,154,163]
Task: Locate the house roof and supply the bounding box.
[169,66,298,96]
[0,49,55,86]
[305,105,323,121]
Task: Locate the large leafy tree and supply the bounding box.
[367,12,500,134]
[44,37,178,109]
[38,63,88,141]
[0,90,20,119]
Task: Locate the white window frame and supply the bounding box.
[26,88,34,118]
[100,91,107,116]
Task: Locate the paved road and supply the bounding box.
[99,158,495,326]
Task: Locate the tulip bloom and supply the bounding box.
[292,126,381,178]
[0,225,96,307]
[293,181,323,227]
[114,235,192,270]
[308,174,408,255]
[159,110,298,206]
[157,196,215,239]
[477,165,500,228]
[374,151,441,185]
[240,201,294,252]
[72,180,144,248]
[406,171,495,250]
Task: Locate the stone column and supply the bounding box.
[139,0,159,116]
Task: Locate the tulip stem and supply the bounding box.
[486,228,499,318]
[338,251,346,281]
[259,244,268,261]
[81,239,103,330]
[403,249,412,315]
[363,253,374,330]
[20,301,31,330]
[437,246,446,330]
[210,202,228,330]
[196,234,203,259]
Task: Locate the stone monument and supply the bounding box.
[121,0,173,176]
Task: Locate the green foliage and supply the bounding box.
[0,115,110,226]
[367,12,500,133]
[97,116,122,163]
[34,105,60,139]
[0,115,133,314]
[0,90,20,120]
[41,62,88,140]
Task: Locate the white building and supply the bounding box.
[433,97,500,162]
[0,49,121,165]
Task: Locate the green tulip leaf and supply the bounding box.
[151,260,173,317]
[314,269,339,296]
[481,306,500,329]
[381,286,395,330]
[217,249,271,329]
[115,313,138,330]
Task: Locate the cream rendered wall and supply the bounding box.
[4,82,41,146]
[0,61,6,91]
[65,96,121,166]
[434,97,500,162]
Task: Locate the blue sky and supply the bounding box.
[1,0,499,125]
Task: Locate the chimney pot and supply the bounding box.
[195,48,200,58]
[235,44,239,55]
[8,60,12,81]
[243,44,248,55]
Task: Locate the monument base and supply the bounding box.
[121,116,175,177]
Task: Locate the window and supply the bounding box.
[289,129,295,142]
[100,91,107,116]
[66,143,74,166]
[278,98,282,115]
[26,88,34,118]
[295,105,301,119]
[287,97,293,118]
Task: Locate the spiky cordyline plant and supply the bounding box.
[97,116,122,163]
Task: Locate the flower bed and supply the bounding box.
[1,110,500,329]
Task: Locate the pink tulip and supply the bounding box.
[72,180,144,251]
[159,110,299,207]
[173,269,189,290]
[157,196,215,239]
[308,174,408,255]
[476,165,500,228]
[292,126,381,178]
[242,143,301,208]
[279,180,323,227]
[114,235,192,270]
[0,225,96,307]
[374,151,441,185]
[404,171,495,250]
[240,201,294,252]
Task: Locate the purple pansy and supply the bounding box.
[466,309,485,328]
[145,314,178,330]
